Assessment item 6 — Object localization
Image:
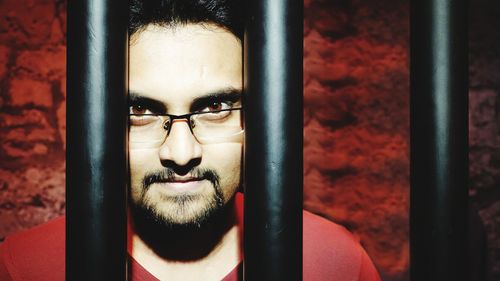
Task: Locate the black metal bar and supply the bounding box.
[243,0,303,280]
[410,0,468,280]
[66,0,128,280]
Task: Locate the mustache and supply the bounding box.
[142,168,220,189]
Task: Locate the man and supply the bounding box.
[0,0,381,280]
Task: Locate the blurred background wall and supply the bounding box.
[0,0,499,280]
[304,0,409,279]
[0,0,67,239]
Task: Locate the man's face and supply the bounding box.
[129,24,242,227]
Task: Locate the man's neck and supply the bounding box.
[128,201,241,281]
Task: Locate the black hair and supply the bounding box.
[129,0,243,39]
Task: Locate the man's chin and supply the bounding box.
[129,192,235,260]
[131,190,224,230]
[148,196,220,228]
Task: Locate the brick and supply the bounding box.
[2,142,47,158]
[9,78,53,107]
[2,143,55,160]
[59,76,66,98]
[56,101,66,149]
[0,109,49,127]
[469,90,499,148]
[306,0,350,39]
[55,0,67,37]
[4,127,56,142]
[48,18,64,44]
[32,143,48,155]
[16,46,66,80]
[470,89,497,127]
[0,45,10,80]
[24,168,42,182]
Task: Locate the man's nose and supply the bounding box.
[158,119,202,168]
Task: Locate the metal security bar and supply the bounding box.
[410,0,469,280]
[243,0,303,280]
[66,0,128,280]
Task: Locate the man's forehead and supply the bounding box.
[129,23,242,112]
[129,23,241,59]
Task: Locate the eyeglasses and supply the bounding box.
[129,108,243,148]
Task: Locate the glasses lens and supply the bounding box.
[128,109,243,148]
[129,115,168,148]
[191,109,243,143]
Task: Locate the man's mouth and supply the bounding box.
[143,168,220,195]
[152,176,209,193]
[162,176,203,183]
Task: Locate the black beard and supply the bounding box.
[129,167,236,261]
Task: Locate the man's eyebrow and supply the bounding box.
[128,93,166,113]
[190,88,242,111]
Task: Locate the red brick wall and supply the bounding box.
[2,0,500,280]
[469,1,500,280]
[0,0,66,237]
[304,0,409,279]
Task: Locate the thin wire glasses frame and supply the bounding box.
[129,107,244,146]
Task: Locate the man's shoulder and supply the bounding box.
[0,216,65,281]
[303,211,380,281]
[303,210,359,251]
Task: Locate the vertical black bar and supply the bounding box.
[410,0,468,280]
[66,0,128,280]
[243,0,303,280]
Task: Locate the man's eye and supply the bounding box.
[129,104,152,115]
[201,101,231,112]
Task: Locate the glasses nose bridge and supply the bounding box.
[164,114,195,137]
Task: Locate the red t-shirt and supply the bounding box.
[0,195,380,281]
